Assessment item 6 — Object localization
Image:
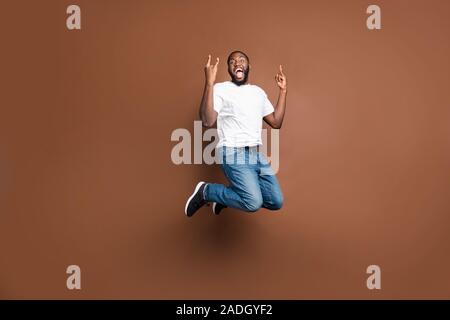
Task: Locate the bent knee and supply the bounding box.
[241,195,263,212]
[267,194,284,211]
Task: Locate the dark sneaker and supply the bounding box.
[212,202,227,215]
[185,182,207,217]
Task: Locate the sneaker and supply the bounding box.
[185,182,207,217]
[212,202,227,215]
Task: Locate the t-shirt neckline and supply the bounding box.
[228,80,252,87]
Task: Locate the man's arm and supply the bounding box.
[264,65,287,129]
[199,55,219,127]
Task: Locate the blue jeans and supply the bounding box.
[204,146,284,212]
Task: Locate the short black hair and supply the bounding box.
[227,50,250,65]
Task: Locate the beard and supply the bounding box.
[229,67,250,86]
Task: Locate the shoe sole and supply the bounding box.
[185,181,205,216]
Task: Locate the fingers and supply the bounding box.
[275,73,284,81]
[206,55,220,68]
[275,65,286,85]
[275,74,282,84]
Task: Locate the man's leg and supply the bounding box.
[205,167,263,212]
[259,174,284,210]
[205,148,264,212]
[258,152,284,210]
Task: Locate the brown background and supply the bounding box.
[1,0,450,299]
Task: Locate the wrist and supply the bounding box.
[280,88,287,93]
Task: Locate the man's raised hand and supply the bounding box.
[205,54,219,86]
[275,65,287,92]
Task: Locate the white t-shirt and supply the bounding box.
[213,81,274,148]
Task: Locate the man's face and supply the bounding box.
[228,52,250,85]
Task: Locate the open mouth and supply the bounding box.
[234,67,244,79]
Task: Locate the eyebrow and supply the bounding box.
[229,55,246,61]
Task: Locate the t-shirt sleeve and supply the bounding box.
[262,93,275,117]
[213,85,223,113]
